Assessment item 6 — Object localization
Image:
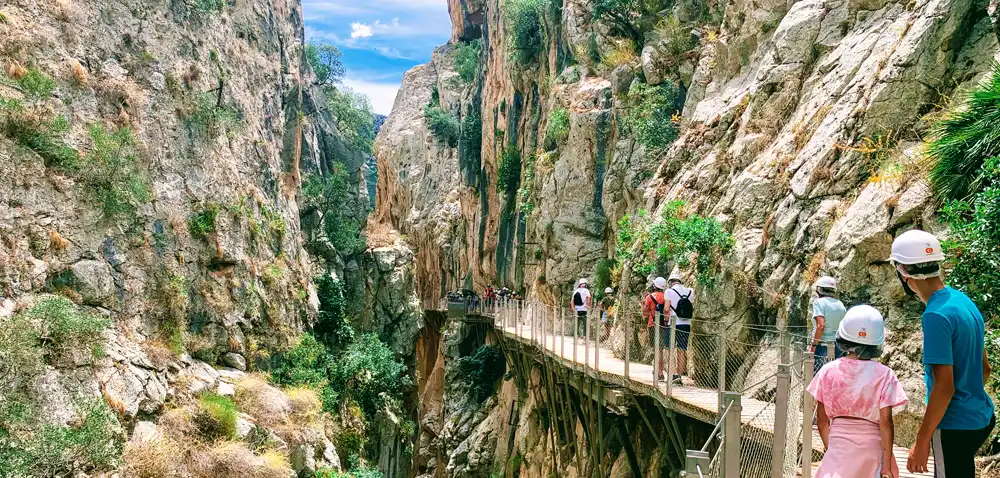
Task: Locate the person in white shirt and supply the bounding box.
[570,279,593,338]
[666,272,695,384]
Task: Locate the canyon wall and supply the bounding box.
[375,0,1000,474]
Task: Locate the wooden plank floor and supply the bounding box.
[497,322,932,477]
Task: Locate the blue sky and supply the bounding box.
[303,0,452,114]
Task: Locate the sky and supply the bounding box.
[303,0,452,115]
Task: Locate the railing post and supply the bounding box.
[722,392,742,478]
[585,307,591,370]
[667,316,677,397]
[718,330,728,414]
[595,303,601,373]
[560,308,566,359]
[800,349,814,478]
[572,307,579,369]
[653,311,661,389]
[530,302,535,343]
[770,363,791,478]
[624,314,631,380]
[683,450,710,477]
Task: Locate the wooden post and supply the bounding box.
[718,331,728,414]
[653,311,661,389]
[800,349,815,478]
[722,392,742,478]
[560,308,566,359]
[595,304,602,373]
[770,362,791,478]
[667,316,677,397]
[585,308,591,370]
[572,307,578,369]
[624,314,631,380]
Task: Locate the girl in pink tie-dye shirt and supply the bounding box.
[807,305,908,478]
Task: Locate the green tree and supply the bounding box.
[453,39,482,83]
[504,0,544,66]
[624,82,680,153]
[303,165,367,257]
[306,43,346,86]
[592,0,645,52]
[330,334,411,422]
[424,105,461,147]
[328,87,376,155]
[928,62,1000,201]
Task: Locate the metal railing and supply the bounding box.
[429,297,824,477]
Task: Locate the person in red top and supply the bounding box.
[643,277,669,380]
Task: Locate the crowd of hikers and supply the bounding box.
[561,229,993,477]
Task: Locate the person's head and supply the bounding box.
[814,276,838,298]
[835,304,886,360]
[605,287,614,295]
[578,278,589,289]
[668,272,683,286]
[653,277,667,290]
[888,230,946,303]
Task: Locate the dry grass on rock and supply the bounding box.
[191,442,293,478]
[123,436,183,478]
[234,373,291,427]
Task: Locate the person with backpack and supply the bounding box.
[665,272,695,384]
[599,287,615,340]
[644,277,670,381]
[810,276,848,374]
[570,279,592,339]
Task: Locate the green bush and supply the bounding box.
[616,201,734,287]
[0,399,124,477]
[187,93,243,138]
[0,312,44,390]
[303,166,367,257]
[0,103,79,171]
[516,153,537,214]
[504,0,544,66]
[328,87,376,155]
[545,108,569,149]
[271,334,333,389]
[188,202,220,239]
[330,334,411,422]
[80,125,151,220]
[461,108,482,166]
[624,82,680,153]
[306,43,346,87]
[24,296,110,360]
[18,69,56,100]
[453,39,482,83]
[316,464,384,478]
[314,276,355,353]
[424,105,460,148]
[497,147,522,196]
[454,345,506,402]
[928,62,1000,201]
[195,393,239,441]
[194,0,224,13]
[592,0,644,52]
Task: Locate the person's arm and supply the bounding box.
[816,402,831,449]
[879,407,895,478]
[908,364,955,473]
[984,349,993,386]
[812,316,826,350]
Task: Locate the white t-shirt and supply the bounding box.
[666,284,695,325]
[572,287,591,311]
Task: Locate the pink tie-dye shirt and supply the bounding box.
[806,358,908,423]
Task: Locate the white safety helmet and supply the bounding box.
[604,287,614,294]
[889,230,945,266]
[837,305,886,346]
[815,276,837,290]
[653,277,667,290]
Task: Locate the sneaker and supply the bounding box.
[672,375,682,385]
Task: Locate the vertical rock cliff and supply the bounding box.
[375,0,1000,475]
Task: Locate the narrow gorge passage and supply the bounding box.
[2,0,1000,477]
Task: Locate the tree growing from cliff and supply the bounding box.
[593,0,646,52]
[624,81,681,153]
[305,43,346,86]
[453,39,482,84]
[504,0,544,66]
[328,87,376,155]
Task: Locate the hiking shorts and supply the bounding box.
[659,324,691,350]
[932,414,996,477]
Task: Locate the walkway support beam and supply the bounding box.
[683,450,710,477]
[770,363,791,478]
[800,349,815,478]
[722,392,742,478]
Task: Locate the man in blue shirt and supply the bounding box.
[890,230,995,476]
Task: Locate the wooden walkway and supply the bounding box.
[496,323,932,477]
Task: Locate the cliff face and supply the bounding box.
[0,0,363,474]
[376,0,1000,474]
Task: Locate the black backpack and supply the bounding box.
[670,288,694,320]
[573,291,584,307]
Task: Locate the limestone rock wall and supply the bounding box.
[0,0,362,451]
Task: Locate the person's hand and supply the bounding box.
[907,439,930,473]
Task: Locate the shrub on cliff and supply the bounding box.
[453,39,482,84]
[454,345,506,402]
[423,105,460,148]
[303,165,367,257]
[81,125,151,220]
[504,0,544,66]
[329,334,411,422]
[928,62,1000,201]
[592,0,645,52]
[624,82,681,153]
[496,147,522,197]
[544,107,570,150]
[616,201,734,287]
[328,87,376,155]
[305,43,346,87]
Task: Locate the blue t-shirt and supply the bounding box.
[922,287,995,430]
[812,296,847,342]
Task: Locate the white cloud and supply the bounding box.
[342,77,399,115]
[350,22,374,39]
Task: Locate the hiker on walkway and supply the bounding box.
[807,305,908,478]
[570,279,592,338]
[890,230,995,476]
[810,276,847,374]
[644,277,671,381]
[599,287,615,340]
[665,272,694,384]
